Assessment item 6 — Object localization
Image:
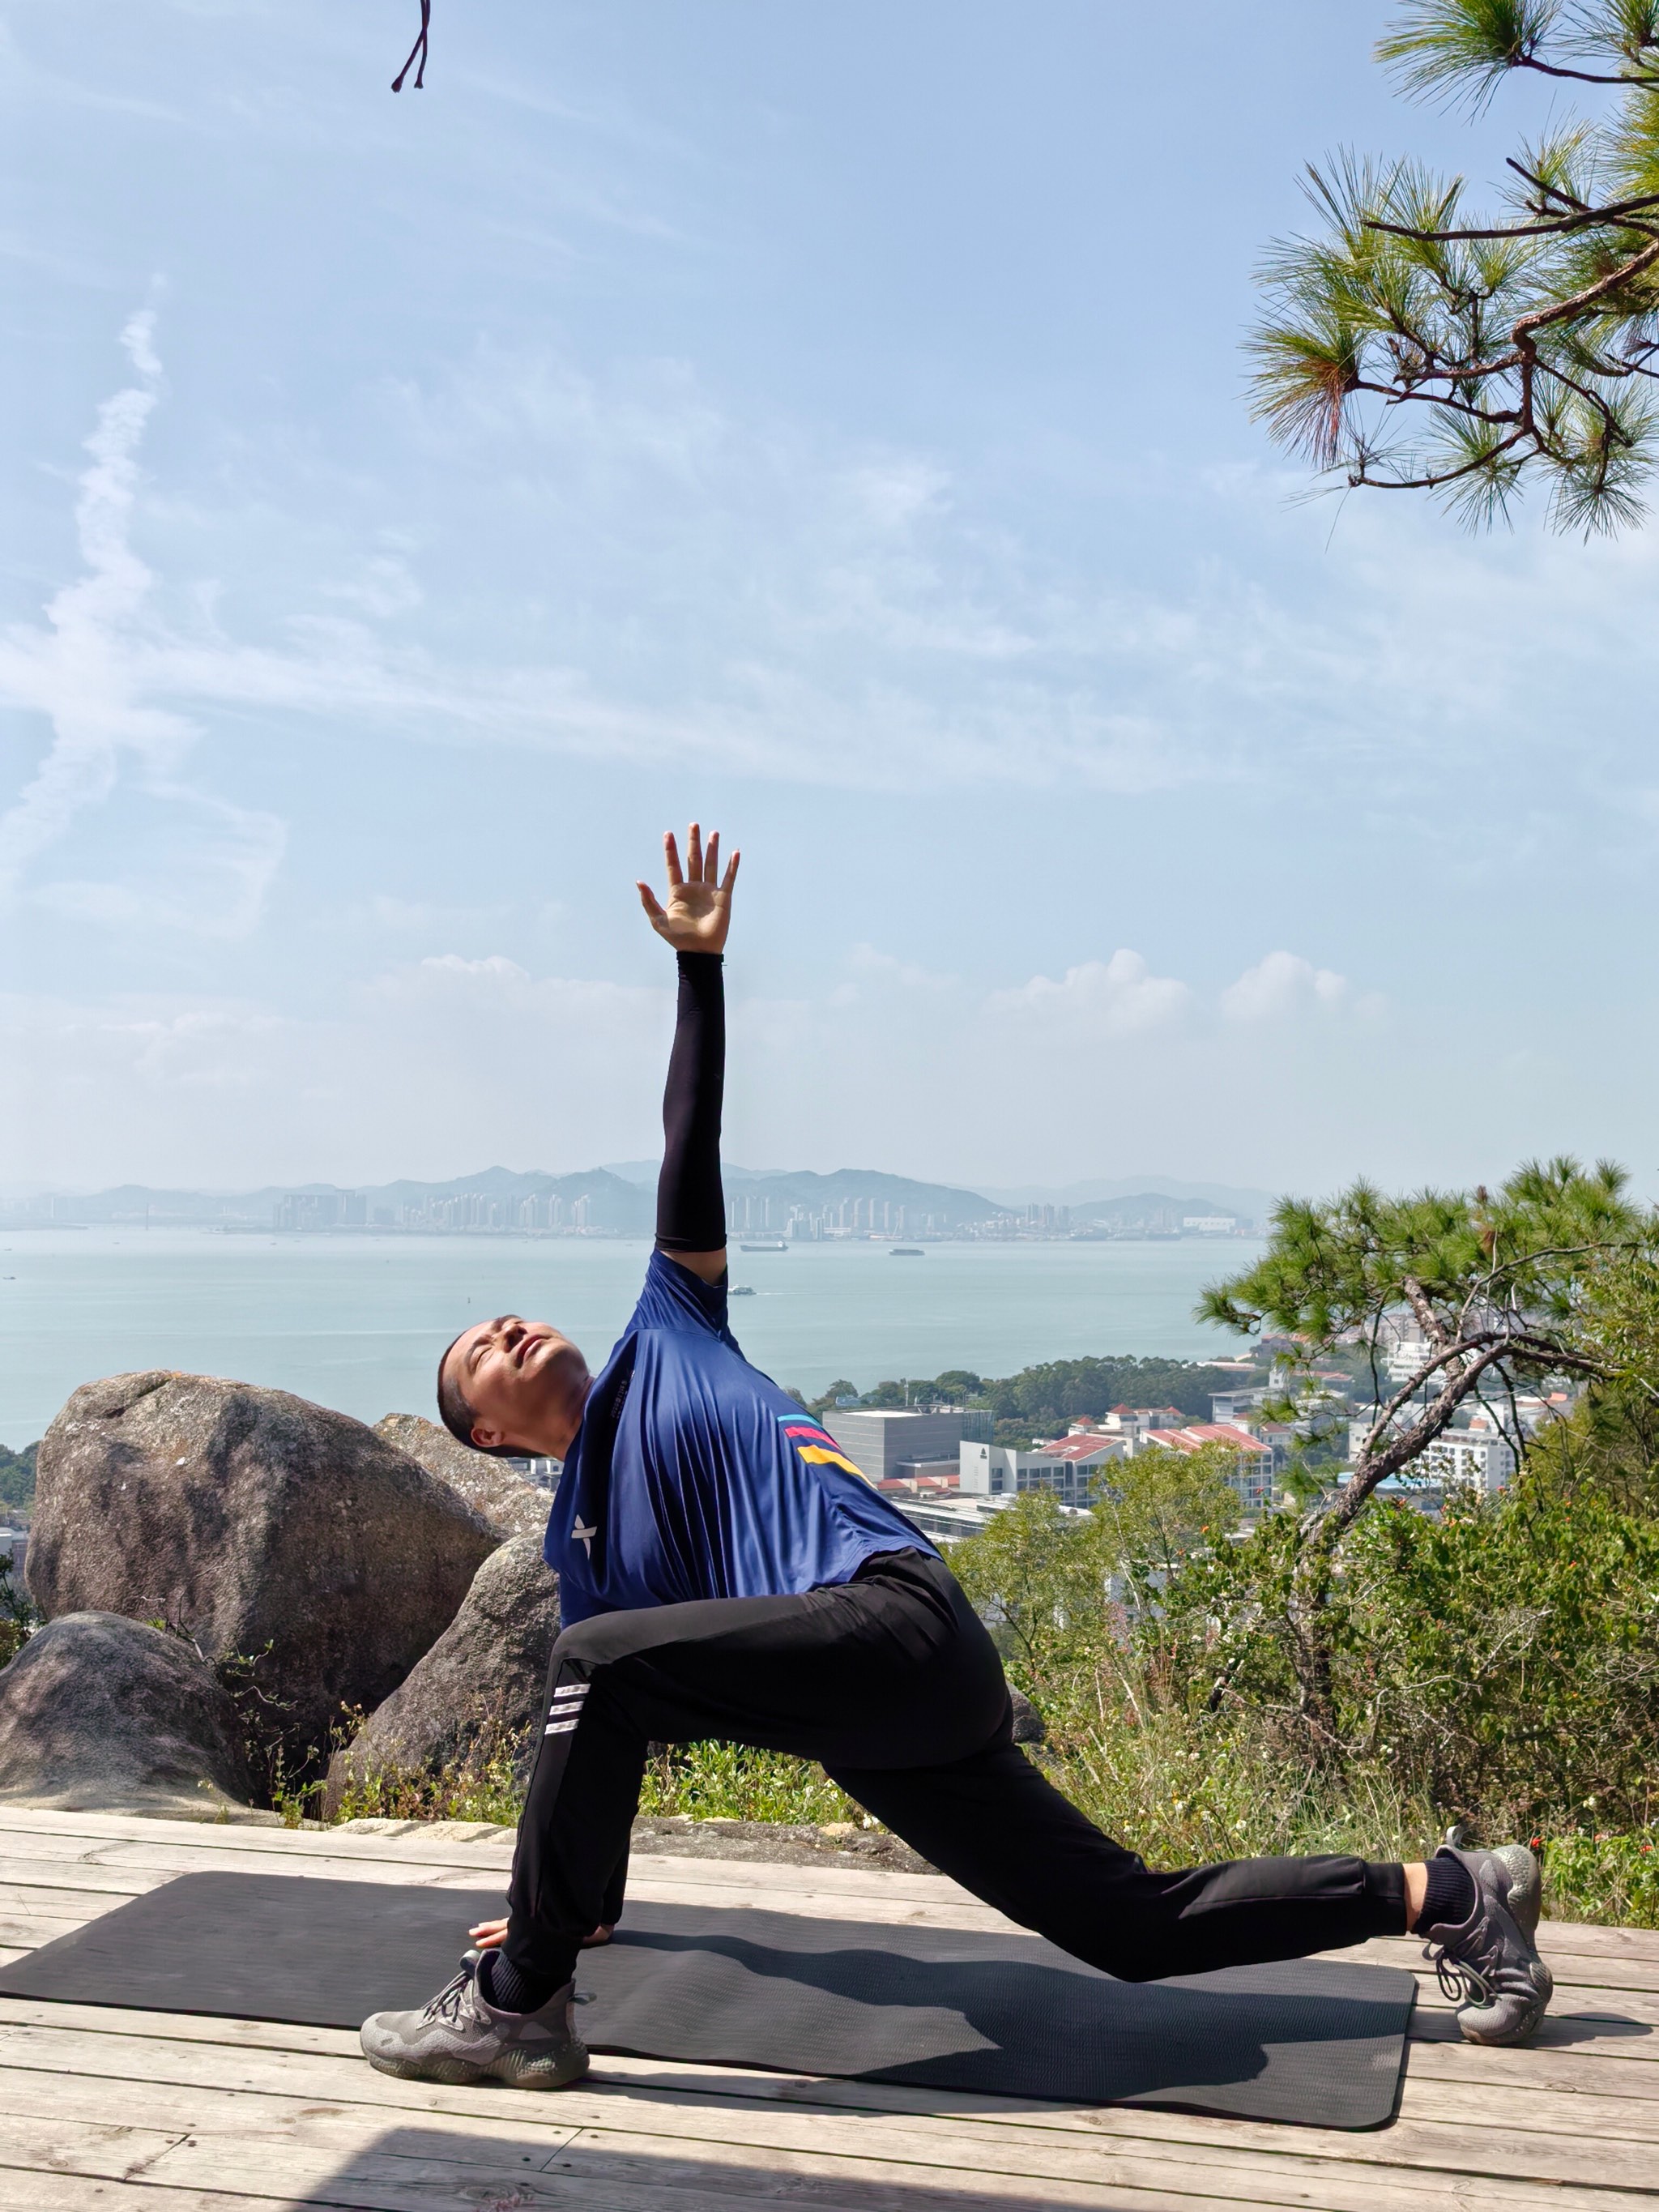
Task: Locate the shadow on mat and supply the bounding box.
[582,1927,1406,2103]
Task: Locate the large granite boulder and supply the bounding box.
[373,1412,551,1542]
[0,1612,255,1816]
[26,1373,497,1762]
[325,1535,558,1812]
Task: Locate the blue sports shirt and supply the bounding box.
[545,1250,936,1624]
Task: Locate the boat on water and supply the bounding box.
[890,1246,924,1257]
[739,1240,789,1252]
[729,1284,756,1296]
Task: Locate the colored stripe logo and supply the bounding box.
[782,1420,866,1480]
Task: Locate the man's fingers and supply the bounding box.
[663,831,684,888]
[638,881,668,923]
[721,849,740,894]
[685,821,703,881]
[704,831,719,885]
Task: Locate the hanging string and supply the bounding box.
[391,0,430,92]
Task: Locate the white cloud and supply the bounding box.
[18,314,1659,877]
[986,952,1194,1039]
[6,929,1637,1202]
[0,310,284,935]
[1221,950,1350,1024]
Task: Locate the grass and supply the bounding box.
[638,1741,870,1827]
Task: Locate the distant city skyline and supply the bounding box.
[4,5,1656,1202]
[0,1163,1268,1238]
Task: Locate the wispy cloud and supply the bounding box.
[0,311,285,935]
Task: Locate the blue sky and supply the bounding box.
[3,1,1657,1201]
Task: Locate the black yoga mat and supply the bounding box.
[0,1870,1414,2128]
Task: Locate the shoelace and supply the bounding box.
[1423,1919,1537,2009]
[420,1964,476,2028]
[1425,1936,1491,2007]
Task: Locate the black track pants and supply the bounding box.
[504,1549,1405,1990]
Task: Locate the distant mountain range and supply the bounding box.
[2,1168,1263,1235]
[982,1175,1275,1220]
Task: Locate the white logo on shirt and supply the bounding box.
[572,1518,597,1558]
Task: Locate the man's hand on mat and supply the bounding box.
[467,1915,614,1950]
[638,822,739,955]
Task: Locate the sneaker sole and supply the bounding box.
[1457,1956,1554,2047]
[365,2046,591,2090]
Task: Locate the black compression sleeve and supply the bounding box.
[655,952,727,1253]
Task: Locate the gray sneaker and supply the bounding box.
[360,1950,590,2089]
[1422,1843,1552,2046]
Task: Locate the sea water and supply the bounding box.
[0,1228,1264,1448]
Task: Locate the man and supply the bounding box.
[361,823,1553,2090]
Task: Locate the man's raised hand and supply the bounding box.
[637,823,739,954]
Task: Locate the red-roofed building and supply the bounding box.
[1034,1432,1128,1473]
[1135,1421,1278,1514]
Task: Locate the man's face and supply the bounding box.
[443,1314,591,1455]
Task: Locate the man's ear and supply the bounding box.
[469,1420,508,1453]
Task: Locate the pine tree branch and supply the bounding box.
[1365,189,1659,243]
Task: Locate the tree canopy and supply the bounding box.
[1250,2,1659,532]
[1201,1155,1656,1744]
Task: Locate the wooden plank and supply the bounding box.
[555,2119,1659,2212]
[6,1813,1658,2191]
[1410,2003,1659,2064]
[0,1861,163,1898]
[0,2068,582,2163]
[0,2101,1374,2212]
[0,2172,295,2212]
[5,1970,1659,2126]
[0,2058,1650,2212]
[1538,1919,1659,1962]
[0,1835,1012,1934]
[0,1911,93,1949]
[0,1812,968,1907]
[0,1995,366,2057]
[1406,2034,1659,2099]
[1397,2067,1659,2142]
[6,2013,1659,2195]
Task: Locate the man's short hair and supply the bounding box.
[436,1333,524,1462]
[436,1332,477,1448]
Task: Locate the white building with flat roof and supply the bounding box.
[823,1408,989,1484]
[959,1439,1115,1508]
[1346,1416,1520,1496]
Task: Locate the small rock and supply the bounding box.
[1009,1687,1046,1744]
[325,1535,559,1811]
[373,1413,551,1543]
[0,1612,255,1817]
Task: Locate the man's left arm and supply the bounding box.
[638,824,739,1286]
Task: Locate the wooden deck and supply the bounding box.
[0,1806,1655,2212]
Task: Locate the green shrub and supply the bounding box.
[324,1733,527,1830]
[0,1555,37,1669]
[1540,1832,1659,1929]
[637,1741,864,1826]
[945,1464,1659,1919]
